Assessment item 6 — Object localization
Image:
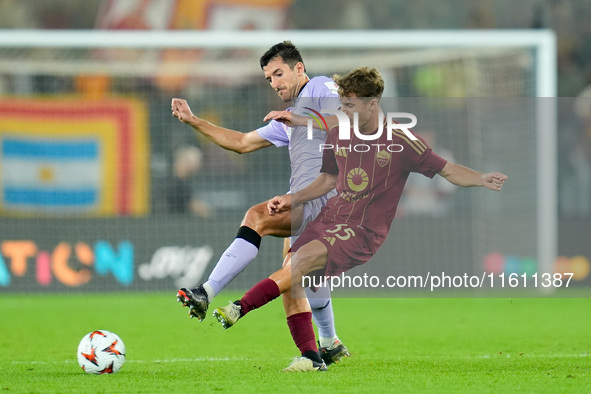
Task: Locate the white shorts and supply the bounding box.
[290,189,336,247]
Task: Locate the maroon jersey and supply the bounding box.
[317,121,447,241]
[291,120,448,278]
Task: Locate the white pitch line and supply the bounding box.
[11,353,589,365]
[391,353,589,360]
[129,357,250,363]
[11,357,250,365]
[475,353,589,359]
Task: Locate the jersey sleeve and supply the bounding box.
[320,129,339,175]
[398,131,447,178]
[256,119,289,147]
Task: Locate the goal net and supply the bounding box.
[0,30,557,294]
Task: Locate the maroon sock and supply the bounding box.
[239,278,280,315]
[286,312,318,355]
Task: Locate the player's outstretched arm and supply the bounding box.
[171,98,272,154]
[264,110,339,130]
[292,173,337,206]
[438,162,508,191]
[268,173,337,215]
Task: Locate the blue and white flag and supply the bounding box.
[1,136,101,214]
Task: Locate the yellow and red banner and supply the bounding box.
[0,97,149,216]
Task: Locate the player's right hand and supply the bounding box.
[267,195,291,215]
[171,98,194,124]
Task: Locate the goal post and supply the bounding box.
[0,29,557,93]
[0,29,557,293]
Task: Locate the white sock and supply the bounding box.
[319,336,339,348]
[306,285,338,341]
[202,282,215,302]
[204,238,259,297]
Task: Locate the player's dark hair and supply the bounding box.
[260,41,306,71]
[333,67,384,100]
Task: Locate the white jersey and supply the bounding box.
[257,76,339,194]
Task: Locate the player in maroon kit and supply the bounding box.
[213,66,508,372]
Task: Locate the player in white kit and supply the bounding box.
[171,41,348,365]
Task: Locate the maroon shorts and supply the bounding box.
[291,220,378,277]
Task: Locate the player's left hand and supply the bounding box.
[264,110,293,126]
[264,111,308,127]
[267,194,291,215]
[481,172,508,191]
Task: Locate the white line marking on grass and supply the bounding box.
[12,353,589,365]
[475,353,589,359]
[130,357,250,363]
[12,357,250,365]
[396,353,589,360]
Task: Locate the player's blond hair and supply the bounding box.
[333,67,384,100]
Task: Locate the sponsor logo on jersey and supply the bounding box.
[347,167,369,192]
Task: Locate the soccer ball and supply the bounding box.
[76,330,126,374]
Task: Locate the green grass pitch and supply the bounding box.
[1,292,589,393]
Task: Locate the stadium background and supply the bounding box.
[0,0,589,293]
